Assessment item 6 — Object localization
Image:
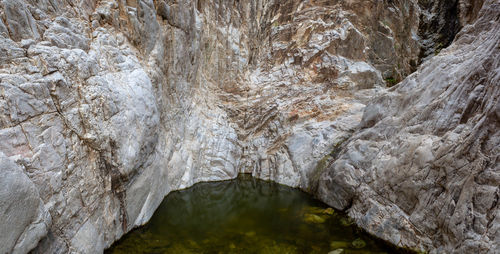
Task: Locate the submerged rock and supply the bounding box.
[323,208,335,215]
[330,241,350,249]
[340,217,355,227]
[244,231,256,238]
[304,213,327,224]
[352,238,366,249]
[328,249,345,254]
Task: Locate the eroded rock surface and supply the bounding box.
[0,0,497,253]
[0,152,51,254]
[318,1,500,253]
[1,0,246,252]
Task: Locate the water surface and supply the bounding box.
[107,175,401,254]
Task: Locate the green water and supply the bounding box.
[106,175,402,254]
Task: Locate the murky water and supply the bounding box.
[106,175,402,254]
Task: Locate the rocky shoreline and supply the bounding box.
[0,0,497,253]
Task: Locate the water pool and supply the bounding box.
[106,175,402,254]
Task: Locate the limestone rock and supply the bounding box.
[0,0,497,253]
[318,1,500,253]
[0,152,51,254]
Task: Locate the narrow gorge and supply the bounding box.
[0,0,498,253]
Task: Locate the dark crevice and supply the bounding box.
[417,0,461,62]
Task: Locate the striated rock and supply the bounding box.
[0,0,251,252]
[0,0,497,253]
[232,0,427,189]
[318,0,500,253]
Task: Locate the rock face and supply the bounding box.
[234,0,423,188]
[0,0,497,253]
[1,0,247,252]
[318,1,500,253]
[0,152,51,254]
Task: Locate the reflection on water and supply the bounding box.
[106,175,401,254]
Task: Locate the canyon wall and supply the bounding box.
[318,1,499,253]
[0,0,497,253]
